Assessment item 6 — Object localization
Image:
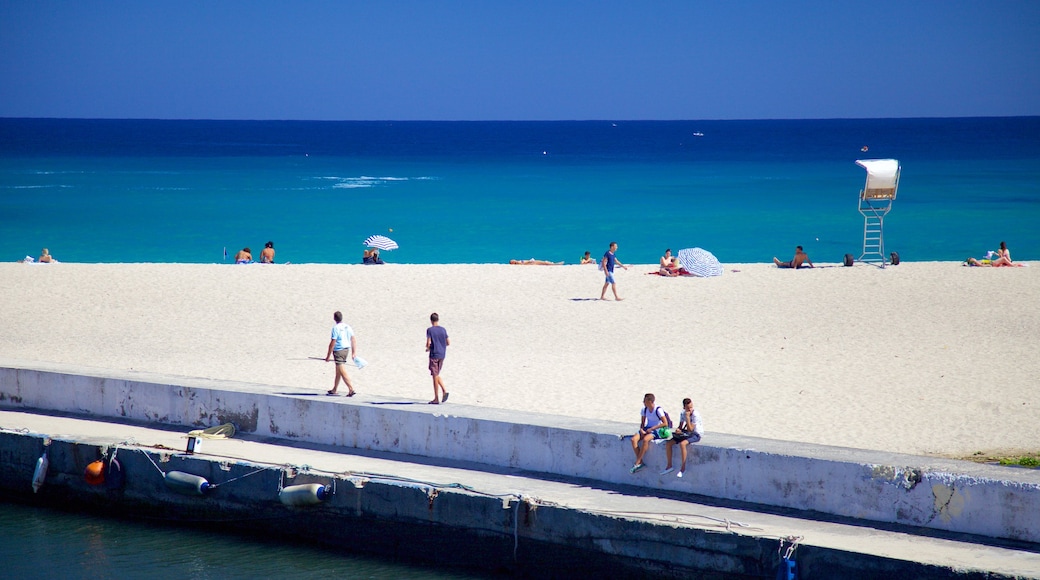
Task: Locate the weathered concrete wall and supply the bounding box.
[0,431,1017,580]
[3,362,1039,545]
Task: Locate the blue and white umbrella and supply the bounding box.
[676,247,723,277]
[363,235,399,251]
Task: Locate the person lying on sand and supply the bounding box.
[580,251,595,264]
[510,259,563,265]
[773,245,814,269]
[967,242,1024,267]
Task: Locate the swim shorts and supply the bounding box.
[333,349,350,365]
[605,272,616,284]
[429,357,444,376]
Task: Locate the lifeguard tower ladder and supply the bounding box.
[856,159,900,267]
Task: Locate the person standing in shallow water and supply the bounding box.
[426,312,450,404]
[600,241,628,301]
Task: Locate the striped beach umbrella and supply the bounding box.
[363,235,399,251]
[676,247,723,277]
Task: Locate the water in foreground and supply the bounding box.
[0,501,487,580]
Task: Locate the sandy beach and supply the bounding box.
[1,261,1036,458]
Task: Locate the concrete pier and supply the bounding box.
[1,361,1039,578]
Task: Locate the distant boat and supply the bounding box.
[693,132,704,137]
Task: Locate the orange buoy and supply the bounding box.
[85,460,106,485]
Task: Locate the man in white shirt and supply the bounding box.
[324,311,357,396]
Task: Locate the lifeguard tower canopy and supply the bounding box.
[856,159,900,200]
[855,159,901,267]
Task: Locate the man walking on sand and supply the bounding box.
[426,312,450,404]
[324,311,357,396]
[600,241,628,301]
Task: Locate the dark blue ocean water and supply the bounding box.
[0,501,485,580]
[2,117,1039,264]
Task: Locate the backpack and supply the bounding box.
[655,406,673,428]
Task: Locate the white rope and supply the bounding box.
[137,448,167,478]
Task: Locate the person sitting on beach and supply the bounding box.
[660,249,673,269]
[259,241,275,263]
[967,242,1024,267]
[991,241,1021,267]
[662,398,703,478]
[630,393,671,474]
[510,258,563,265]
[580,251,595,265]
[38,248,54,263]
[660,255,685,276]
[234,247,253,264]
[363,249,384,264]
[773,246,814,269]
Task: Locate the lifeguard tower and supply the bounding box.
[855,159,900,267]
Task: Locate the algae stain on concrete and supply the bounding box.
[870,465,896,480]
[216,405,259,432]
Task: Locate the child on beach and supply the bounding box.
[662,398,703,478]
[630,393,671,473]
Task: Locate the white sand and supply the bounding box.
[1,261,1037,458]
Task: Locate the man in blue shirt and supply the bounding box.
[425,312,450,404]
[324,311,357,396]
[600,241,629,301]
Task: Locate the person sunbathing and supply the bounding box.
[363,249,384,264]
[660,256,683,276]
[660,249,673,269]
[773,245,814,269]
[968,242,1024,267]
[510,259,563,265]
[991,241,1021,267]
[259,241,275,263]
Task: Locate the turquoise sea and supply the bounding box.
[2,117,1039,265]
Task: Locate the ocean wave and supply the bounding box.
[316,175,438,189]
[2,184,74,189]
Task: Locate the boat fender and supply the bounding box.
[32,452,49,494]
[890,251,900,265]
[85,460,106,485]
[105,457,126,490]
[279,483,329,506]
[164,471,211,496]
[843,253,854,267]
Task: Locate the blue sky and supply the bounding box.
[2,1,1039,121]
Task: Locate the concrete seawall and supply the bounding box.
[13,424,1030,579]
[2,361,1038,546]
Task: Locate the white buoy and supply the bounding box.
[164,471,211,496]
[279,483,329,506]
[31,451,48,493]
